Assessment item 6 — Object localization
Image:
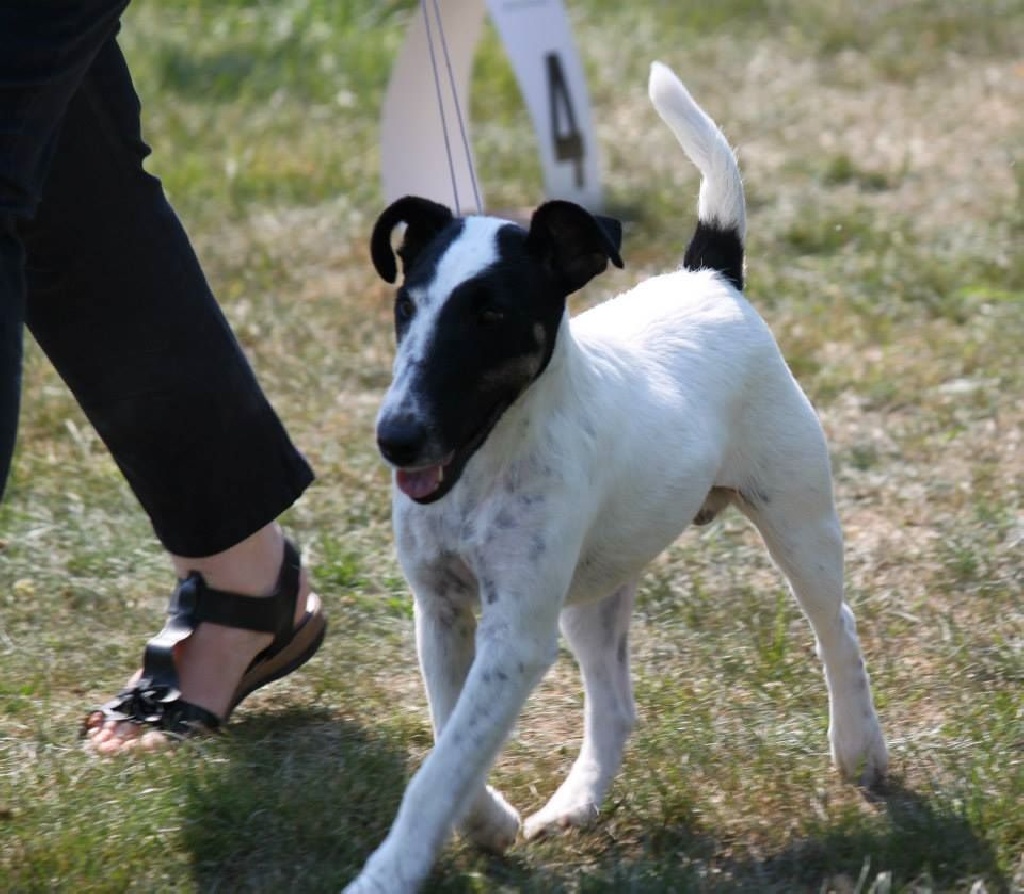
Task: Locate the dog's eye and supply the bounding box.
[395,295,415,321]
[478,307,505,326]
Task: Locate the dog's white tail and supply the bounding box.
[648,60,745,290]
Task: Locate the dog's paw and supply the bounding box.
[459,785,521,854]
[831,713,889,788]
[523,796,600,841]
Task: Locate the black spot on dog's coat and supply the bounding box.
[683,220,744,291]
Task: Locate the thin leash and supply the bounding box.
[421,0,483,215]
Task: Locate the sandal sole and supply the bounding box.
[228,591,327,717]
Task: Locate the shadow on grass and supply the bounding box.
[181,717,1007,893]
[180,706,409,891]
[751,778,1009,892]
[176,706,645,893]
[633,777,1009,893]
[498,776,1010,893]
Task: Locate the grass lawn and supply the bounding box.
[1,1,1021,891]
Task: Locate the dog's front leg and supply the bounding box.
[413,594,521,852]
[414,592,476,739]
[344,580,563,894]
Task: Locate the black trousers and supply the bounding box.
[0,2,314,556]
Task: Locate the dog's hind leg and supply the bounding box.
[737,469,888,786]
[523,581,637,839]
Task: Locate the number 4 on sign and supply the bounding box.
[380,0,604,212]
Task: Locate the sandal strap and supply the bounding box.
[90,687,222,736]
[186,538,300,646]
[90,539,301,733]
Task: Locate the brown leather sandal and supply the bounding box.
[82,539,326,738]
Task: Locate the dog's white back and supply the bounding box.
[347,61,887,893]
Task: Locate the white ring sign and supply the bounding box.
[380,0,603,212]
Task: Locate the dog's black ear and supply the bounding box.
[370,196,454,284]
[526,201,624,294]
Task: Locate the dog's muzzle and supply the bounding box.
[378,393,516,505]
[377,414,456,503]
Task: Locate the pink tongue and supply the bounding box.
[396,465,442,500]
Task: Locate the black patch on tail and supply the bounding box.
[683,221,744,291]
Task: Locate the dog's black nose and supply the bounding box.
[377,415,429,466]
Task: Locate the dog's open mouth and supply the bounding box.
[392,399,513,505]
[395,452,455,502]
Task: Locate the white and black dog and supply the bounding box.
[346,61,888,893]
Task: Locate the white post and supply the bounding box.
[380,1,487,213]
[380,0,603,212]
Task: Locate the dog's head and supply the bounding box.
[371,195,623,504]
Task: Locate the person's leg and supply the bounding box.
[18,38,321,753]
[0,222,24,492]
[21,37,314,557]
[0,0,130,498]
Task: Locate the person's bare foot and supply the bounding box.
[82,524,314,755]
